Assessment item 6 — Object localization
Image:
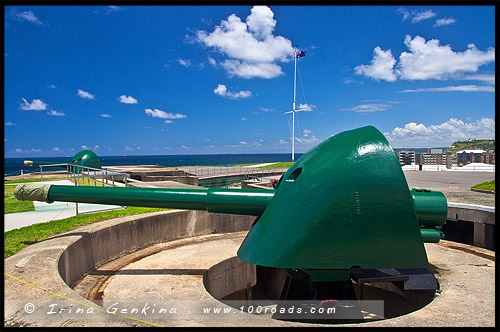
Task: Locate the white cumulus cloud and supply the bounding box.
[118,95,138,104]
[107,6,121,12]
[195,6,294,79]
[220,60,285,79]
[397,8,436,23]
[339,103,392,113]
[101,114,112,118]
[434,18,456,27]
[213,84,252,99]
[384,117,495,147]
[47,110,65,116]
[462,74,495,84]
[145,108,187,124]
[295,129,321,145]
[355,35,495,82]
[397,35,495,80]
[411,10,436,23]
[297,103,316,112]
[354,47,397,82]
[11,9,45,25]
[77,89,95,100]
[400,85,495,93]
[178,58,192,67]
[208,57,217,66]
[124,146,141,151]
[20,98,47,111]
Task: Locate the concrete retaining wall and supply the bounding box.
[57,210,255,288]
[446,203,495,250]
[56,203,494,290]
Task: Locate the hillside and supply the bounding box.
[447,139,495,154]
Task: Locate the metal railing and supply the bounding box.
[198,176,246,188]
[181,166,289,178]
[39,163,129,187]
[39,163,129,215]
[69,165,129,188]
[188,166,289,188]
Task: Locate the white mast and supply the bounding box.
[285,47,305,162]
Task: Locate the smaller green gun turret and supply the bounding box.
[23,150,101,174]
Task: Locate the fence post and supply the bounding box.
[75,179,79,216]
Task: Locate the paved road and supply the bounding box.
[261,170,494,191]
[403,171,494,191]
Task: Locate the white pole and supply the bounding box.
[284,48,304,162]
[292,111,295,161]
[292,49,298,162]
[293,48,297,112]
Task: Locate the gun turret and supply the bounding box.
[23,149,101,174]
[15,126,448,273]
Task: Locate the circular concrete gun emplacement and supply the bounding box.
[4,210,495,327]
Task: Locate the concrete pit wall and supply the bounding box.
[58,210,255,288]
[4,204,495,327]
[446,203,495,250]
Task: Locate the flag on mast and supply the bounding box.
[295,50,306,58]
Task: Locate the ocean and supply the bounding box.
[3,153,303,177]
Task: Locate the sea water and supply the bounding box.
[3,154,303,176]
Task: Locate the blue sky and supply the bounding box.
[4,5,495,157]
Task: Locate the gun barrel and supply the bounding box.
[23,160,65,166]
[14,183,274,216]
[15,183,447,233]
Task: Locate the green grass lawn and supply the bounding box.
[257,162,293,169]
[4,206,168,258]
[231,162,293,168]
[4,177,169,258]
[4,177,67,184]
[4,177,67,214]
[471,180,495,192]
[4,184,35,214]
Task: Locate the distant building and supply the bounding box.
[420,149,447,165]
[446,151,456,169]
[486,152,495,164]
[456,150,493,165]
[415,153,421,165]
[398,150,415,166]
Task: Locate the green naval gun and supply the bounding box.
[15,126,450,320]
[23,149,101,174]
